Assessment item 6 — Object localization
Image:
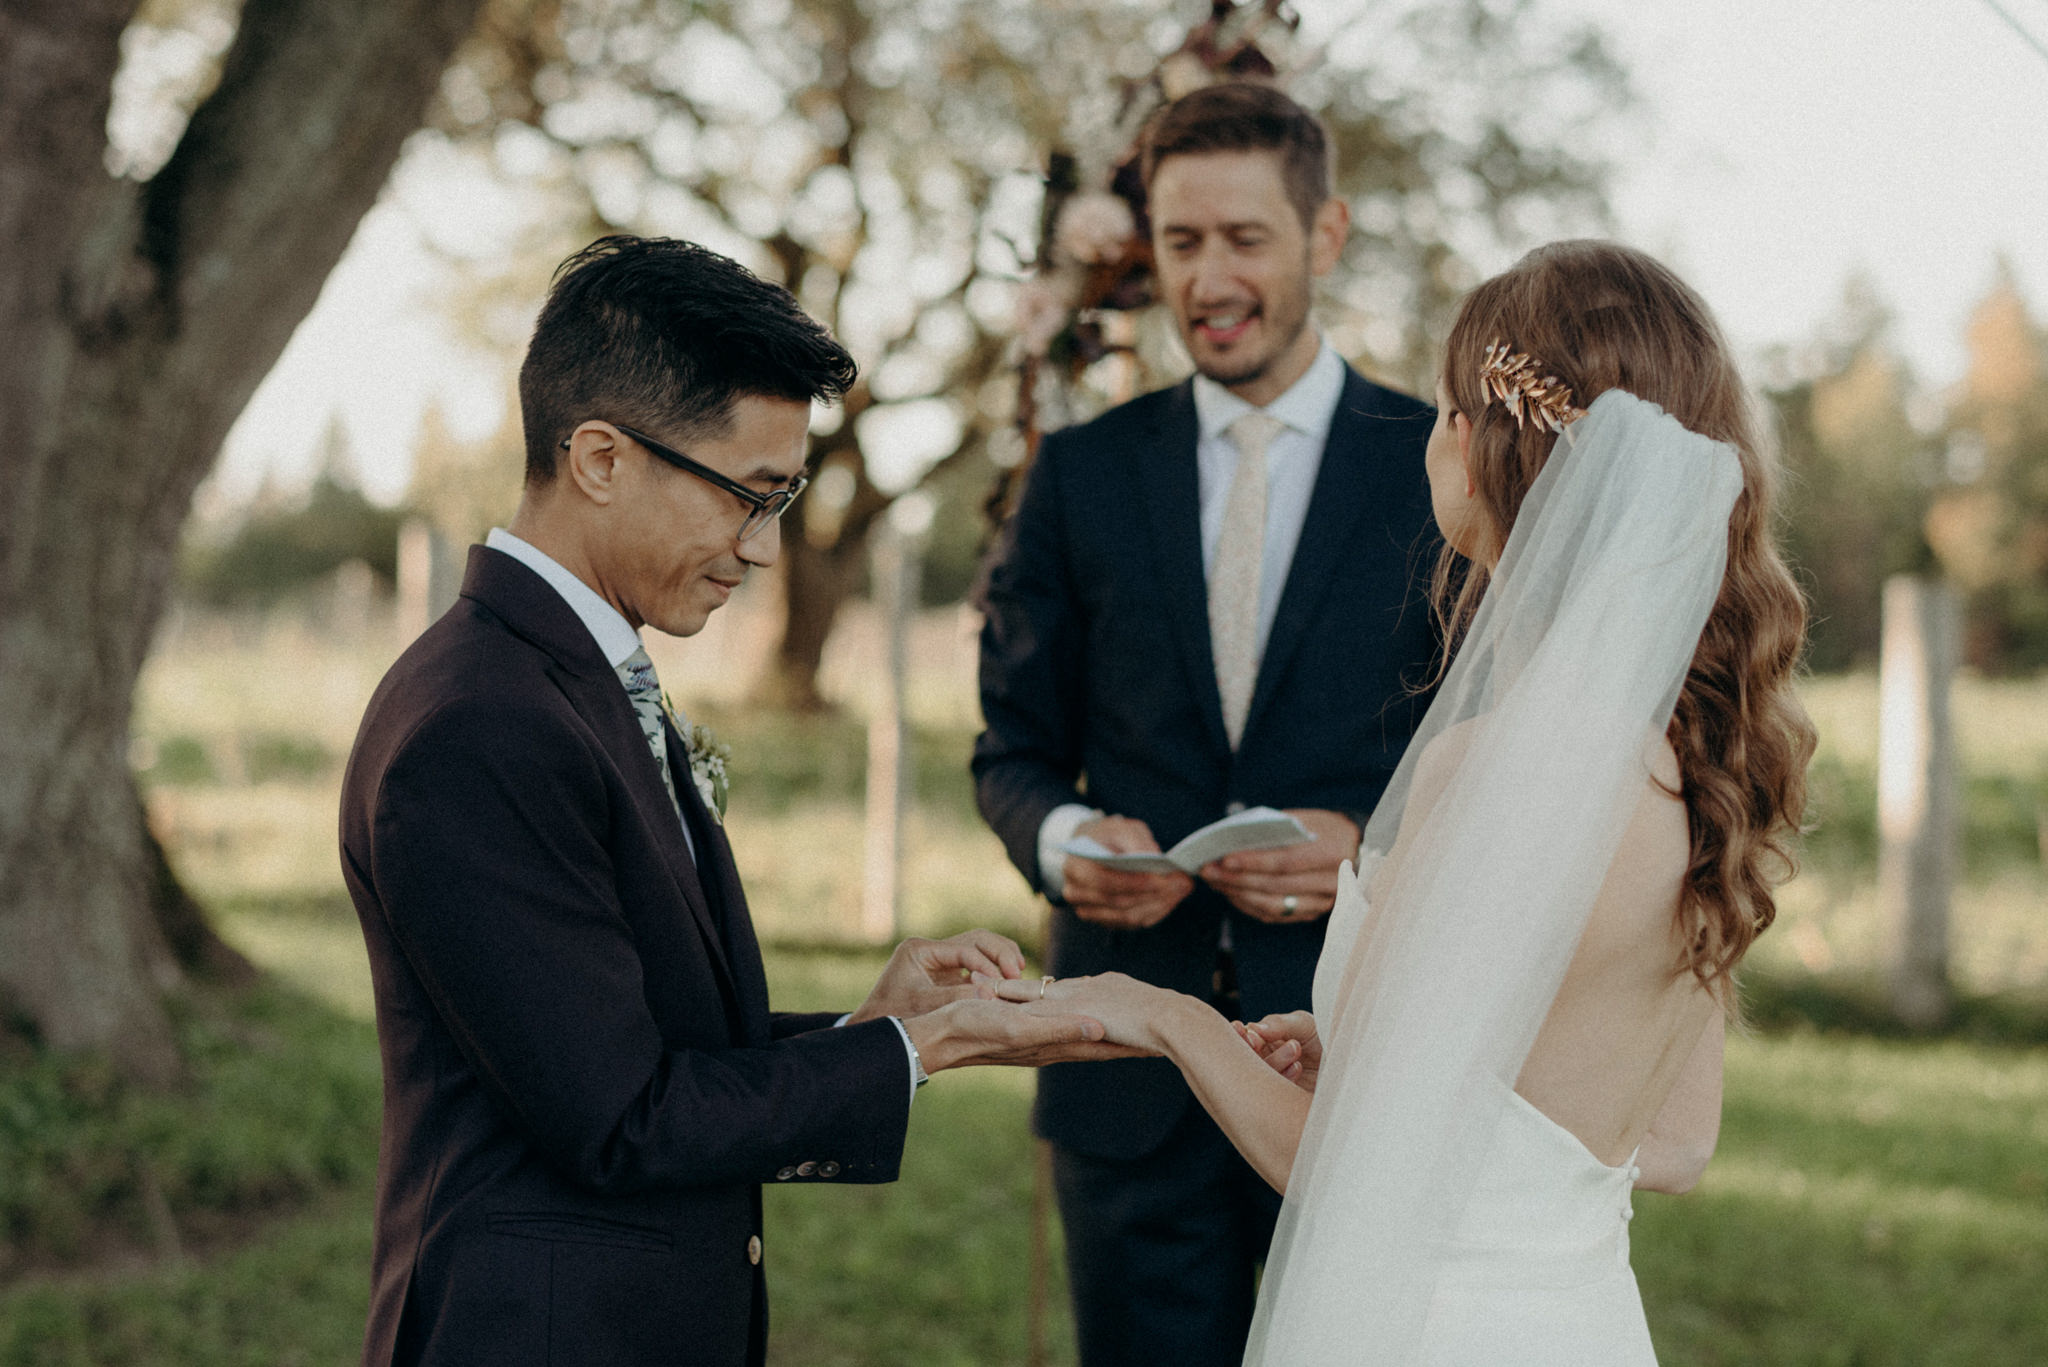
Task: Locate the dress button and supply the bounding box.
[775,1166,797,1181]
[747,1234,763,1265]
[819,1160,842,1178]
[796,1161,818,1177]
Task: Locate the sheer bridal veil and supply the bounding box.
[1244,390,1743,1364]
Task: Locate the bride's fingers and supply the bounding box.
[993,977,1073,1004]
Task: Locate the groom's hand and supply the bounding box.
[847,930,1028,1025]
[1199,808,1360,924]
[1063,815,1194,930]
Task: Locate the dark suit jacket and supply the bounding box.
[974,367,1439,1160]
[341,547,911,1367]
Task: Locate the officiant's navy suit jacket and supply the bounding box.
[974,367,1439,1160]
[341,547,910,1367]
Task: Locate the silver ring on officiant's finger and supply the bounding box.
[1281,895,1299,918]
[1039,975,1054,1000]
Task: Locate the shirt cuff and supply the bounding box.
[885,1016,924,1107]
[1036,803,1103,900]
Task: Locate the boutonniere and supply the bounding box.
[665,692,730,822]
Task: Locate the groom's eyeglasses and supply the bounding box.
[560,424,809,542]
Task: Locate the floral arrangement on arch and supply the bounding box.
[992,0,1309,525]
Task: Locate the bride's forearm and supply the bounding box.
[1150,995,1313,1194]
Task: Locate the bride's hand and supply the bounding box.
[992,972,1181,1052]
[1236,1010,1322,1093]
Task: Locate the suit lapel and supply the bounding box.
[557,663,746,1014]
[1244,370,1396,738]
[459,547,744,1020]
[1140,382,1234,757]
[664,720,772,1045]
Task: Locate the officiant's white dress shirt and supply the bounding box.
[485,528,922,1103]
[1034,341,1347,896]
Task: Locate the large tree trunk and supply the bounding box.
[757,402,886,713]
[0,0,485,1080]
[764,498,866,713]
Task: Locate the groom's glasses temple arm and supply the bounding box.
[558,424,809,541]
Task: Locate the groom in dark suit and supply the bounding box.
[974,85,1441,1366]
[342,236,1118,1367]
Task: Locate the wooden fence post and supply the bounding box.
[862,511,923,943]
[397,518,460,644]
[1877,574,1959,1029]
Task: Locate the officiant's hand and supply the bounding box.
[903,997,1153,1071]
[847,931,1028,1025]
[1236,1010,1322,1093]
[1199,808,1359,924]
[1063,816,1195,930]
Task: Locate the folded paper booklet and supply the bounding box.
[1060,806,1313,875]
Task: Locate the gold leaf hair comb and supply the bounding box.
[1479,342,1587,434]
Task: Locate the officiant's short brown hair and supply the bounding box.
[1140,82,1334,229]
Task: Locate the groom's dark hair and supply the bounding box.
[518,235,857,485]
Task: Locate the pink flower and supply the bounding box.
[1014,276,1072,356]
[1055,193,1137,267]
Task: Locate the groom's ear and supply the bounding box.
[561,424,623,507]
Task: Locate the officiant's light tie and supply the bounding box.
[617,645,684,823]
[1211,411,1285,749]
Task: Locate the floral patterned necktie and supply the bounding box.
[616,645,683,822]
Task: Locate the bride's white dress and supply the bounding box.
[1291,865,1659,1367]
[1418,1087,1654,1367]
[1243,392,1741,1365]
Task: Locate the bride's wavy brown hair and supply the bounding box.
[1434,240,1815,993]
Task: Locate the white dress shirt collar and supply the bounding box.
[484,528,643,669]
[1191,338,1346,448]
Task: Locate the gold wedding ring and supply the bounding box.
[1039,975,1055,1000]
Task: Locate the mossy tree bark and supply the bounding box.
[0,0,485,1081]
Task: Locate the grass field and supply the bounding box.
[1,609,2042,1363]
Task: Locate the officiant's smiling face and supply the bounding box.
[1148,149,1347,407]
[564,395,812,638]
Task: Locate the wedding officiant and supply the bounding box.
[972,83,1442,1367]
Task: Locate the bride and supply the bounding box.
[1002,240,1814,1363]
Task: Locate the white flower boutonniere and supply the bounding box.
[683,719,731,823]
[658,690,731,822]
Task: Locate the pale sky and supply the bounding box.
[212,0,2048,508]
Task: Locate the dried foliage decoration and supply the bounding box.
[1479,342,1588,433]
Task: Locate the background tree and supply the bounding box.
[1928,265,2048,670]
[1767,279,1939,670]
[427,0,1628,708]
[0,0,485,1079]
[179,419,407,608]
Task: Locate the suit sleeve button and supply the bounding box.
[796,1161,818,1177]
[775,1166,797,1181]
[819,1160,841,1178]
[747,1235,763,1265]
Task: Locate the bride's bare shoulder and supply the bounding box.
[1594,734,1691,937]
